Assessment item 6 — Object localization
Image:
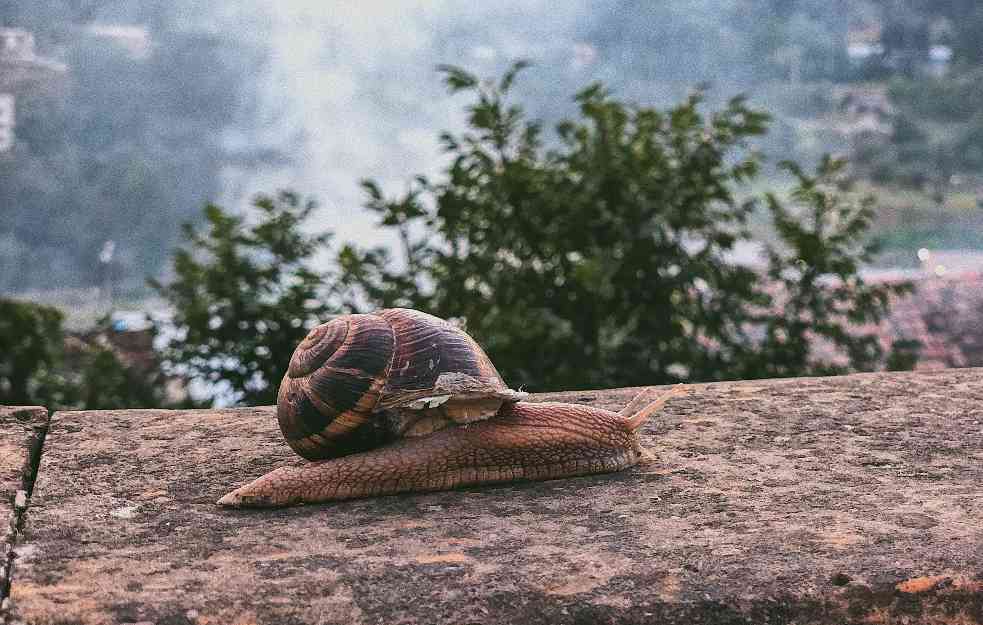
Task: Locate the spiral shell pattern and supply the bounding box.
[277,309,513,461]
[377,308,504,397]
[277,314,395,460]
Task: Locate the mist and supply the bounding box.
[214,0,811,245]
[0,0,921,295]
[211,1,603,246]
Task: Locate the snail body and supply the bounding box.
[219,308,683,508]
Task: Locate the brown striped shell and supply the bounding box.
[276,308,525,460]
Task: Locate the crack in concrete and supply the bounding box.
[1,408,50,622]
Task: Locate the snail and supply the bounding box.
[218,308,684,508]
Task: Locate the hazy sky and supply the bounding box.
[207,1,605,247]
[9,0,794,291]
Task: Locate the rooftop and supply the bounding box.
[0,29,66,78]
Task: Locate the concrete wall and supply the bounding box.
[2,370,982,624]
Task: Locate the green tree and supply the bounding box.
[752,157,916,378]
[62,334,172,410]
[0,299,65,406]
[338,63,916,391]
[0,298,166,409]
[155,63,916,402]
[151,191,339,405]
[851,70,983,195]
[849,2,983,191]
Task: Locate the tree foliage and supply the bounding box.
[337,63,915,392]
[150,192,339,405]
[0,298,166,409]
[754,158,917,377]
[0,298,65,406]
[846,2,983,192]
[155,63,916,403]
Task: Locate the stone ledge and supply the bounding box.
[0,407,48,614]
[6,370,983,624]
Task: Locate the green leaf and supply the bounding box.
[436,64,479,92]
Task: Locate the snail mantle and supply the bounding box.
[4,369,983,625]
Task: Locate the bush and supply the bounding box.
[156,63,918,402]
[339,63,915,390]
[0,298,65,406]
[0,298,166,409]
[150,192,339,405]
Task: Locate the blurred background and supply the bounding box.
[2,1,982,408]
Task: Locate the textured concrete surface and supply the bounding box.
[0,407,48,607]
[7,370,983,624]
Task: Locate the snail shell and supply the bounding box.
[277,308,525,460]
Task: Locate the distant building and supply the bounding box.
[837,86,894,136]
[846,22,885,64]
[0,27,67,154]
[84,23,152,59]
[0,92,14,151]
[846,18,953,78]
